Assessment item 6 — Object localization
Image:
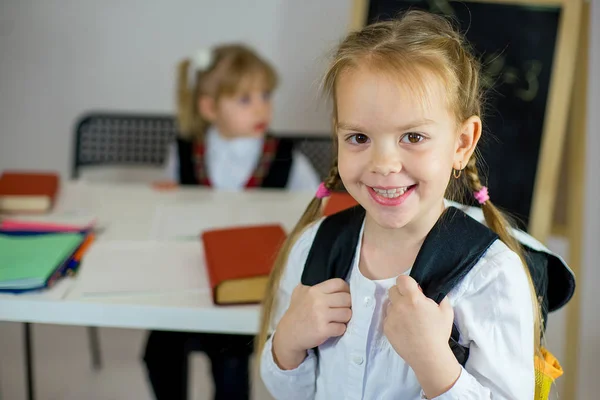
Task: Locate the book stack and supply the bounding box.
[0,216,96,293]
[201,224,286,305]
[0,171,60,213]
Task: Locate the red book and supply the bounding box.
[0,171,60,213]
[201,224,286,305]
[323,192,359,216]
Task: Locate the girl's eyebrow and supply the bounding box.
[337,119,434,132]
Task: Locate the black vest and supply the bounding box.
[176,135,295,188]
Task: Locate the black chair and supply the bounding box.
[72,113,178,179]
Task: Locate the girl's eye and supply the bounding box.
[239,95,251,105]
[401,132,424,144]
[347,133,370,145]
[262,91,271,101]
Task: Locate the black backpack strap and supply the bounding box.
[301,205,366,286]
[449,324,468,365]
[299,205,364,357]
[409,207,498,302]
[409,207,498,365]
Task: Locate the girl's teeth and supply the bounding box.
[372,187,409,198]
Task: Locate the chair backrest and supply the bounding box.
[72,113,178,179]
[286,136,333,180]
[72,112,334,180]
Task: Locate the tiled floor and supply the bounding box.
[0,322,273,400]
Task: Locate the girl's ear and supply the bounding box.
[198,95,217,122]
[453,115,482,169]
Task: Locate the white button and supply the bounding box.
[363,296,373,307]
[353,356,364,365]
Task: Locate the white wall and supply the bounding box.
[577,1,600,398]
[0,0,352,179]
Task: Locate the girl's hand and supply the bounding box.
[384,275,461,397]
[272,278,352,370]
[152,180,178,191]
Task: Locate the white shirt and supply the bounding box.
[260,205,535,400]
[163,127,321,191]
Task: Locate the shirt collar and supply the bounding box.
[206,126,264,155]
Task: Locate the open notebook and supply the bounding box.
[0,233,84,290]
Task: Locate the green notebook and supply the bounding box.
[0,233,84,290]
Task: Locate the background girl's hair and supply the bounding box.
[176,44,278,141]
[256,9,542,361]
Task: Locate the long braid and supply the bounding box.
[323,157,341,191]
[255,159,342,360]
[464,157,542,349]
[464,157,522,262]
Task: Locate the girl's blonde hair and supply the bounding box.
[177,44,278,141]
[256,10,542,360]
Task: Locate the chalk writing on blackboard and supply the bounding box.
[482,53,542,102]
[420,0,545,103]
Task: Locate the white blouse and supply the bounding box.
[163,127,321,191]
[260,205,535,400]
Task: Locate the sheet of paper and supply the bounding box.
[149,204,290,241]
[72,240,209,297]
[149,205,211,241]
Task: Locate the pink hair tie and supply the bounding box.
[316,182,331,199]
[474,186,490,205]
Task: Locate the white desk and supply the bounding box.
[0,181,315,334]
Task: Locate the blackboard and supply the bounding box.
[364,1,561,232]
